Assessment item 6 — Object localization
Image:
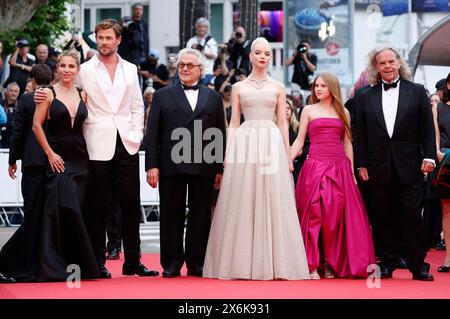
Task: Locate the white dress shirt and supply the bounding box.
[182,83,199,111]
[93,54,126,112]
[381,77,400,138]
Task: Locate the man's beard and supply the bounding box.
[99,48,115,57]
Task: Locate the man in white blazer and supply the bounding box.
[78,19,159,278]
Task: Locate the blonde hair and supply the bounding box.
[311,72,351,139]
[57,49,81,67]
[367,47,412,85]
[251,37,271,52]
[286,98,299,133]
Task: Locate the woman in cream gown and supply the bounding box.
[203,38,310,280]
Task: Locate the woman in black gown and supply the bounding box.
[0,50,99,282]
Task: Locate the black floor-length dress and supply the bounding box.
[0,88,100,282]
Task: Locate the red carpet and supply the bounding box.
[1,250,449,299]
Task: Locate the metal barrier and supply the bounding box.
[0,149,23,226]
[0,149,160,226]
[138,151,160,223]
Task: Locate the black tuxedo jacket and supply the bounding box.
[354,80,436,185]
[145,84,226,178]
[345,85,371,135]
[8,93,46,169]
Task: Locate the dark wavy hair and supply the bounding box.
[443,72,450,104]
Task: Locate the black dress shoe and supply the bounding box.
[438,265,450,272]
[122,262,159,277]
[396,258,408,269]
[99,264,112,279]
[106,248,120,260]
[162,268,181,278]
[412,271,434,281]
[163,266,181,278]
[0,272,16,283]
[379,265,393,279]
[187,266,203,277]
[435,240,446,251]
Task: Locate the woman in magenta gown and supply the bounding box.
[291,72,375,279]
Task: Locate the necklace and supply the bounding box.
[56,82,77,94]
[248,75,269,89]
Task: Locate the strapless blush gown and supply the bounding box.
[203,77,310,280]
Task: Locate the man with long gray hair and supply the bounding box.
[354,47,436,281]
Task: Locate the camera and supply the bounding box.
[17,39,30,48]
[217,43,228,55]
[192,43,204,52]
[121,16,133,28]
[297,45,307,55]
[235,32,243,39]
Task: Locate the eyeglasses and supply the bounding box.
[177,63,202,70]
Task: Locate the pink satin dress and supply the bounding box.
[296,118,376,278]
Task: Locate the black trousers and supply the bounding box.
[21,166,46,216]
[367,165,428,273]
[159,174,214,271]
[106,195,122,251]
[0,166,46,278]
[86,135,141,265]
[422,198,442,249]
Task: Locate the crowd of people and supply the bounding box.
[0,9,450,285]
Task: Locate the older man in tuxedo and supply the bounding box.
[145,48,225,278]
[354,47,436,281]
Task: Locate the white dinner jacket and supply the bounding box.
[79,54,144,161]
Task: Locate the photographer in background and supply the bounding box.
[0,82,20,148]
[139,49,169,91]
[186,17,218,85]
[285,39,317,91]
[212,43,232,91]
[63,34,85,64]
[227,26,251,75]
[4,39,35,95]
[118,3,149,66]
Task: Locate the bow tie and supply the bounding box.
[181,83,199,91]
[383,79,400,91]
